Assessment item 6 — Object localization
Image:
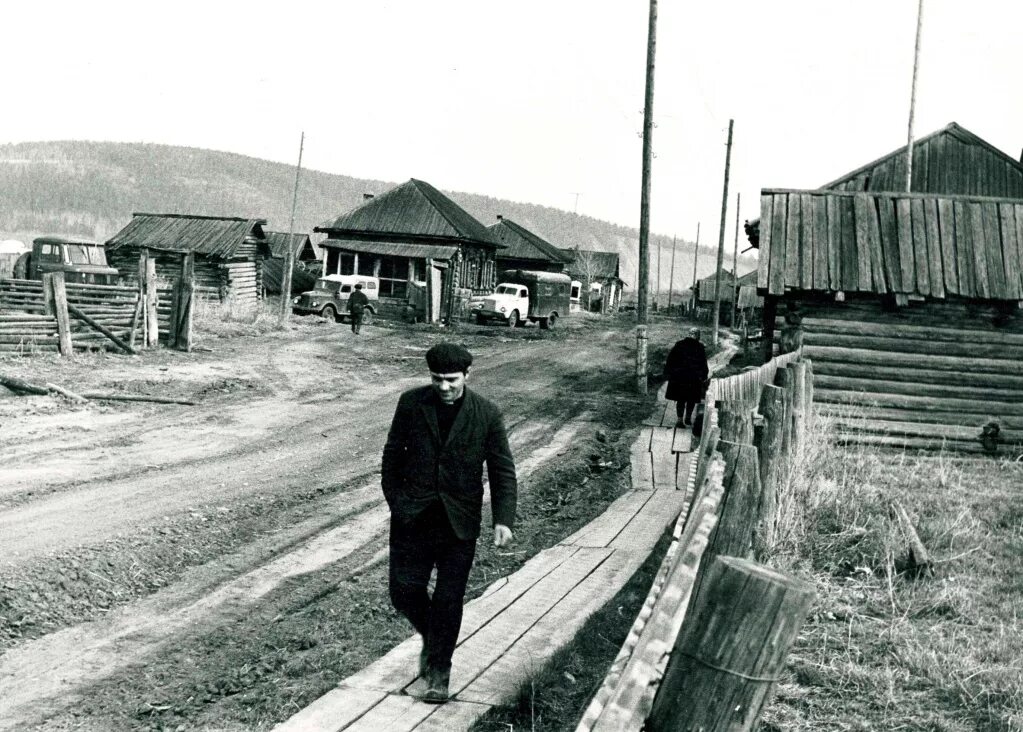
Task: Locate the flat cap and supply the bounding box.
[426,342,473,373]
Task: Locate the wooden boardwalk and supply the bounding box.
[273,388,695,732]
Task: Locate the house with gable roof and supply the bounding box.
[487,215,572,273]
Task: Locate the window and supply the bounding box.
[39,244,59,261]
[365,281,377,290]
[519,288,527,298]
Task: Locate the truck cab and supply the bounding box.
[24,236,120,285]
[473,270,571,330]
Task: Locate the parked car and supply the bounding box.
[292,274,379,322]
[473,269,571,329]
[15,236,120,285]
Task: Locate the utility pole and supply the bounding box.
[905,0,925,192]
[667,234,677,310]
[730,192,741,327]
[571,192,582,214]
[635,0,658,394]
[691,222,700,314]
[656,236,662,310]
[279,131,305,326]
[711,119,734,348]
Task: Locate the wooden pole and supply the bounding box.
[788,362,807,453]
[773,366,794,457]
[67,303,136,355]
[731,191,741,328]
[691,222,700,313]
[145,253,159,347]
[80,392,197,406]
[44,273,73,356]
[636,0,658,392]
[891,499,934,577]
[667,235,677,310]
[279,131,305,326]
[716,401,754,446]
[656,236,662,310]
[905,0,925,192]
[753,384,785,560]
[711,119,734,348]
[176,252,195,352]
[648,556,815,732]
[0,374,50,395]
[137,252,148,346]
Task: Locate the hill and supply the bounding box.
[0,140,757,291]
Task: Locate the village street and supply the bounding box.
[0,314,679,731]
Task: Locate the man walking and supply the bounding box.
[382,342,517,703]
[347,283,369,334]
[663,326,710,428]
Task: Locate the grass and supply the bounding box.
[191,296,285,341]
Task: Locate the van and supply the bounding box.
[292,274,379,322]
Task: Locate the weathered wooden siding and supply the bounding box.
[777,297,1023,453]
[759,190,1023,299]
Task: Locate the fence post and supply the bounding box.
[716,401,754,445]
[647,556,815,732]
[753,384,785,560]
[44,273,73,356]
[773,367,794,457]
[174,253,195,352]
[788,362,807,453]
[145,253,159,347]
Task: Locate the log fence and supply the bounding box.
[578,348,815,732]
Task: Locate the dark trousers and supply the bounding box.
[675,399,698,424]
[388,502,477,672]
[350,310,364,333]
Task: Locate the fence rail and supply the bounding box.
[578,348,815,732]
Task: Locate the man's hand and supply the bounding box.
[493,524,513,548]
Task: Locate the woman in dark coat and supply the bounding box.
[663,327,709,427]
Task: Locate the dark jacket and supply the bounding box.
[381,385,517,540]
[348,290,370,313]
[663,337,709,403]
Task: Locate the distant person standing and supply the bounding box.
[347,283,370,334]
[381,343,517,703]
[663,327,710,427]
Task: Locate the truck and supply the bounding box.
[472,269,571,329]
[291,274,380,323]
[14,236,120,285]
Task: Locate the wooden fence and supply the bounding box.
[578,350,815,732]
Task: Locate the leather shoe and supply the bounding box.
[418,641,429,679]
[422,667,450,704]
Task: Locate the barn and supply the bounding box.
[316,179,503,322]
[106,213,270,306]
[753,122,1023,454]
[488,216,572,273]
[262,231,321,295]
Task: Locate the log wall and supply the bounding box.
[777,295,1023,453]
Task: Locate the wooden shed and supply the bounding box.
[559,248,626,314]
[316,179,503,322]
[488,216,572,273]
[106,213,270,306]
[262,231,321,295]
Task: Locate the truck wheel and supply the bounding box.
[540,313,557,330]
[508,310,519,328]
[362,309,375,325]
[321,304,338,321]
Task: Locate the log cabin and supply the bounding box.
[262,231,321,294]
[488,216,572,273]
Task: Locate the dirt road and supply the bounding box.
[0,313,683,731]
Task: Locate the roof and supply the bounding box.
[106,213,267,258]
[488,218,571,264]
[320,238,458,261]
[560,248,626,284]
[315,179,501,248]
[735,269,758,286]
[758,188,1023,300]
[265,231,319,259]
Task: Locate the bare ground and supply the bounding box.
[0,311,682,731]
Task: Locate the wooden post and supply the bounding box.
[761,296,778,363]
[636,0,657,327]
[753,384,785,560]
[278,131,305,326]
[717,401,754,445]
[636,325,648,395]
[667,235,676,311]
[145,254,159,347]
[44,273,73,356]
[788,362,807,453]
[773,366,795,456]
[177,252,196,352]
[711,119,734,348]
[731,191,741,328]
[691,223,700,314]
[647,556,815,732]
[138,252,148,346]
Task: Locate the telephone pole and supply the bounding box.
[667,234,677,310]
[730,191,741,327]
[656,236,662,309]
[711,119,734,348]
[691,222,700,313]
[279,131,305,326]
[635,0,658,394]
[905,0,925,191]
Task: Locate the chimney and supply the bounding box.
[496,214,503,220]
[363,193,374,200]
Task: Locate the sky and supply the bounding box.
[3,0,1023,251]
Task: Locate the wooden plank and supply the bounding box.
[911,140,928,192]
[852,195,876,292]
[343,693,432,732]
[814,389,1023,418]
[876,196,903,292]
[650,428,678,489]
[929,133,946,193]
[826,195,841,289]
[1007,204,1023,299]
[561,491,652,548]
[968,202,991,298]
[411,701,493,731]
[801,331,1023,361]
[839,195,858,291]
[910,199,931,296]
[937,198,959,295]
[671,426,693,454]
[804,344,1023,377]
[768,194,788,295]
[812,196,829,290]
[799,193,813,288]
[758,194,773,290]
[1016,205,1023,297]
[895,198,916,294]
[630,445,654,490]
[272,686,388,732]
[819,404,1023,432]
[829,417,1022,443]
[953,201,976,297]
[981,202,1007,299]
[865,194,888,293]
[923,199,945,298]
[784,193,801,288]
[815,360,1023,391]
[610,489,686,551]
